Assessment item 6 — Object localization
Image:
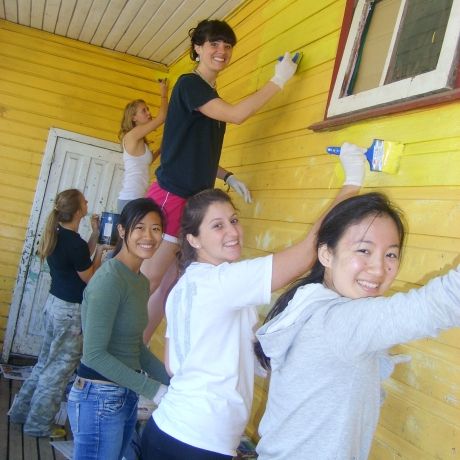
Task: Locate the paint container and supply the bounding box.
[98,212,120,246]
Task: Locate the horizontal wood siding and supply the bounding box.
[161,0,460,458]
[2,0,459,457]
[0,19,168,345]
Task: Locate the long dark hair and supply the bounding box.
[38,189,83,262]
[112,198,164,257]
[189,19,237,60]
[255,192,406,370]
[178,189,235,273]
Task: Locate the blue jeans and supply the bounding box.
[68,378,138,460]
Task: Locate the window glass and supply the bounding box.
[386,0,453,83]
[325,0,459,119]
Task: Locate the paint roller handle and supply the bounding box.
[326,146,341,155]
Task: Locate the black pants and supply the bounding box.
[140,417,233,460]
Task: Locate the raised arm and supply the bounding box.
[77,214,109,283]
[87,213,100,255]
[123,79,169,154]
[198,52,298,125]
[271,143,366,291]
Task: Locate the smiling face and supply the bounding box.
[187,201,243,266]
[195,39,233,74]
[132,102,152,125]
[319,214,401,299]
[119,211,163,264]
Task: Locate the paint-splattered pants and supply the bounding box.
[8,293,82,437]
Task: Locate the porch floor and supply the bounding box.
[0,371,71,460]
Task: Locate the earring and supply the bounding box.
[195,56,200,62]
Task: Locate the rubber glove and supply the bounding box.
[226,175,252,203]
[339,142,367,186]
[270,52,298,89]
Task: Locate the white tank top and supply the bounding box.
[118,142,153,200]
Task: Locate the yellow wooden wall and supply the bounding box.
[161,0,460,458]
[0,19,168,346]
[1,0,460,457]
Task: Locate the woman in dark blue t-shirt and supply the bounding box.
[8,189,108,437]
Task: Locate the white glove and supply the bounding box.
[226,175,252,203]
[270,52,298,89]
[339,142,367,186]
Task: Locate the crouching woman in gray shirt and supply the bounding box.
[255,192,460,460]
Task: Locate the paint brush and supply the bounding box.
[277,51,303,64]
[326,139,403,174]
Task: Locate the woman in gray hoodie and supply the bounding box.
[255,192,460,460]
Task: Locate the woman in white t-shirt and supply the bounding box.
[117,80,169,213]
[139,145,366,459]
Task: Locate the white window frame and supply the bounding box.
[327,0,460,118]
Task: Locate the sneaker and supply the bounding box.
[49,427,66,439]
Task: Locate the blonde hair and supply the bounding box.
[118,99,146,141]
[38,189,83,262]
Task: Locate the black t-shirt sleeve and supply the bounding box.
[178,74,220,112]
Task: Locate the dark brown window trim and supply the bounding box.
[309,88,460,132]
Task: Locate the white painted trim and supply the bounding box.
[2,129,121,362]
[327,0,460,117]
[379,0,407,87]
[50,128,122,151]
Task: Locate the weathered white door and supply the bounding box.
[3,129,123,359]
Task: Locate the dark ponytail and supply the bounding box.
[254,261,325,370]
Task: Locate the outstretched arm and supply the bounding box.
[270,143,367,291]
[198,52,298,125]
[77,214,111,283]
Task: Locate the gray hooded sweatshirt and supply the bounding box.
[256,266,460,460]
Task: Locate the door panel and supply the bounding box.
[11,137,123,356]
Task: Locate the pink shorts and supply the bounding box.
[145,182,186,243]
